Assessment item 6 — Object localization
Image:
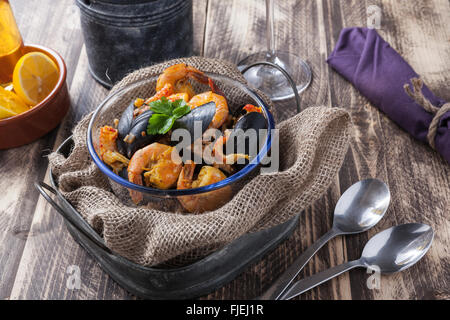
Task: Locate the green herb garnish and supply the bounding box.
[146,97,191,135]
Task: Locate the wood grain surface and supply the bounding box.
[1,0,449,300]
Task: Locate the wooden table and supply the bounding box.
[1,0,449,300]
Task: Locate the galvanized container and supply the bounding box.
[76,0,194,88]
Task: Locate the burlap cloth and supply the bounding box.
[48,57,352,267]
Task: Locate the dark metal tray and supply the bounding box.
[35,136,299,299]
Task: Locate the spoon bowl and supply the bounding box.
[333,179,390,234]
[260,178,390,300]
[361,223,434,273]
[280,223,434,299]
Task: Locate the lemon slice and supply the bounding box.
[0,105,18,120]
[12,52,59,106]
[0,86,29,119]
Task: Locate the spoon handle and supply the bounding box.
[259,229,339,300]
[279,260,362,300]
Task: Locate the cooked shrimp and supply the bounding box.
[99,126,129,174]
[243,104,263,114]
[188,91,229,129]
[176,160,196,191]
[212,130,249,165]
[128,143,182,204]
[156,63,211,99]
[134,91,190,117]
[146,83,174,104]
[167,92,189,102]
[172,79,196,100]
[134,83,174,116]
[177,161,232,213]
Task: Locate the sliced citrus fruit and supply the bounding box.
[12,52,59,106]
[0,105,18,120]
[0,85,29,118]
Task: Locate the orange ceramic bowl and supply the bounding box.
[0,44,70,149]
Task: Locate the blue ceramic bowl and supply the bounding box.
[87,73,275,212]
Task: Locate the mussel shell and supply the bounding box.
[117,101,216,158]
[116,101,135,155]
[125,109,159,158]
[234,111,267,132]
[173,101,216,142]
[226,111,268,167]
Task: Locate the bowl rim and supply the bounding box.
[0,44,67,126]
[87,73,275,197]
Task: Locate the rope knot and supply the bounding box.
[404,78,450,150]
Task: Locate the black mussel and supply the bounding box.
[231,105,247,118]
[117,101,216,158]
[225,111,268,167]
[173,101,216,142]
[116,101,135,155]
[234,111,267,132]
[124,110,159,158]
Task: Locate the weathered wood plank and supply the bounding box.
[368,0,450,300]
[320,0,450,300]
[0,0,84,299]
[193,0,208,55]
[11,0,84,87]
[321,0,386,301]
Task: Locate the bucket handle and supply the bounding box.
[34,181,112,253]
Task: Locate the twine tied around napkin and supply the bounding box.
[48,57,352,267]
[328,27,450,164]
[404,78,450,150]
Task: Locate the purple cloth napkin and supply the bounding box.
[327,27,450,163]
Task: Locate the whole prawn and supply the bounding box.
[189,91,229,129]
[156,63,210,99]
[177,160,232,213]
[128,142,182,204]
[99,126,129,174]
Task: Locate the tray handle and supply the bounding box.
[34,181,112,253]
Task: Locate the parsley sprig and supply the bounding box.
[146,97,191,135]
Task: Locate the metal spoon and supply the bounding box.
[260,179,390,300]
[280,223,434,300]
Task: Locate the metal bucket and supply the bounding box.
[76,0,193,88]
